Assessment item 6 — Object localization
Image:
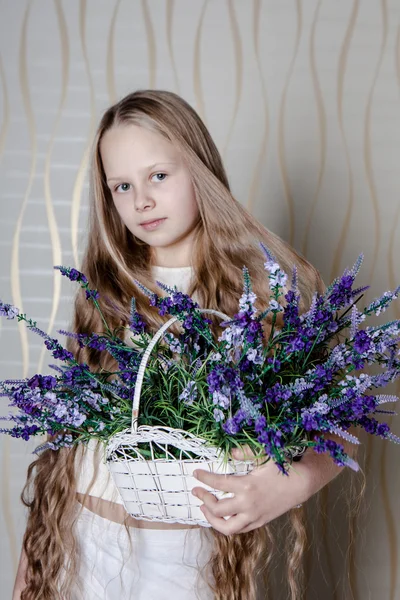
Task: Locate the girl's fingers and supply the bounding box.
[200,506,250,535]
[196,491,239,518]
[231,445,255,461]
[193,469,244,493]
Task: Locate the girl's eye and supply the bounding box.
[115,183,131,193]
[151,173,167,182]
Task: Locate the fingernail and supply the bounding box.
[192,489,198,498]
[193,470,198,479]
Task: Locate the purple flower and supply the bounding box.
[129,312,146,334]
[212,390,230,408]
[63,364,90,384]
[69,408,87,427]
[233,408,249,426]
[87,334,108,351]
[264,383,292,404]
[358,416,378,434]
[44,339,74,362]
[179,381,198,405]
[207,365,243,394]
[69,269,80,281]
[85,289,100,301]
[301,410,327,431]
[255,416,267,433]
[329,274,354,308]
[246,320,263,344]
[353,330,372,354]
[213,408,225,422]
[27,374,57,390]
[222,417,240,435]
[257,426,284,452]
[7,424,39,441]
[267,357,281,373]
[377,423,390,437]
[0,301,19,320]
[311,435,359,469]
[54,265,88,284]
[283,290,301,328]
[83,390,103,411]
[287,335,305,353]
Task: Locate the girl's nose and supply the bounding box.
[134,189,155,212]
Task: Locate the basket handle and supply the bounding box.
[131,308,231,431]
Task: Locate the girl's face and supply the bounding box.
[100,123,200,267]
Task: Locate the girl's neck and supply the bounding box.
[152,264,193,270]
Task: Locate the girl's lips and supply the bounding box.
[140,218,167,231]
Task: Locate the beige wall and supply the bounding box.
[1,1,399,598]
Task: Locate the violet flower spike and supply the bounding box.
[133,278,158,300]
[54,265,88,285]
[348,253,364,279]
[375,394,399,405]
[259,241,278,263]
[290,265,298,295]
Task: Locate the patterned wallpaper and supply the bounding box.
[1,1,400,598]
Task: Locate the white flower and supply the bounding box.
[212,390,230,408]
[54,404,67,419]
[269,299,283,313]
[213,408,225,422]
[168,337,182,354]
[246,347,264,364]
[264,261,281,274]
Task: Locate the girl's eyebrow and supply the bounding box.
[107,161,177,183]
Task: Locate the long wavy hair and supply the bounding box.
[20,89,363,599]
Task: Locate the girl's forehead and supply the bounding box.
[101,123,174,152]
[100,123,181,170]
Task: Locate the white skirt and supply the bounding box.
[70,505,215,600]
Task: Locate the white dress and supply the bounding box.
[73,265,214,600]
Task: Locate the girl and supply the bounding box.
[13,89,356,600]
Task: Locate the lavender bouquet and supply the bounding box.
[1,243,400,476]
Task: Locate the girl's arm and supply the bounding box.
[192,431,357,535]
[12,548,27,599]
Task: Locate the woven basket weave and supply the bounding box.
[106,309,254,527]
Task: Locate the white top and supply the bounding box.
[72,504,214,598]
[75,265,195,501]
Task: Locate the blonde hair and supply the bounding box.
[20,89,360,599]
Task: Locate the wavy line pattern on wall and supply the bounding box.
[0,50,9,340]
[71,0,96,269]
[0,52,9,165]
[0,2,399,598]
[379,22,400,600]
[6,0,37,574]
[193,0,208,121]
[246,0,269,215]
[221,0,242,160]
[106,0,122,104]
[277,0,302,247]
[166,0,180,94]
[301,0,326,259]
[142,0,156,89]
[330,0,358,282]
[36,0,68,373]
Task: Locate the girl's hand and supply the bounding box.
[191,446,310,535]
[191,432,350,535]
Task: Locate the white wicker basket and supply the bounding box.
[105,309,254,527]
